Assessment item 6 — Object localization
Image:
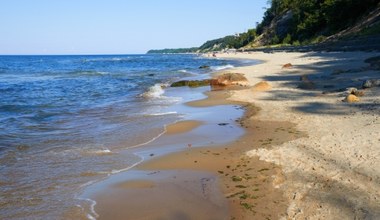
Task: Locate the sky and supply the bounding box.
[0,0,268,55]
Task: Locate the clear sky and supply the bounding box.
[0,0,268,55]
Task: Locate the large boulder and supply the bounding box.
[210,73,248,87]
[170,80,210,88]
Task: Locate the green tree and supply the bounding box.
[282,33,292,44]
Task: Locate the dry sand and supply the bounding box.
[216,51,380,219]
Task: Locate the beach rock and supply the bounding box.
[346,87,365,97]
[346,87,358,94]
[298,75,316,90]
[218,123,229,126]
[199,65,210,69]
[170,80,210,88]
[253,81,272,91]
[343,94,360,103]
[282,63,293,69]
[362,79,380,89]
[210,73,248,87]
[354,90,365,97]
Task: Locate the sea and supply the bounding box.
[0,54,258,219]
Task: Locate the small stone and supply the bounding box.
[353,90,365,97]
[346,87,358,94]
[298,75,316,90]
[218,123,229,126]
[282,63,293,69]
[346,87,365,96]
[252,81,272,91]
[343,94,360,103]
[199,65,210,69]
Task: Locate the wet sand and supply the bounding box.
[93,170,229,220]
[165,120,203,135]
[85,85,304,220]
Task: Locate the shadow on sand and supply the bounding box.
[259,52,380,115]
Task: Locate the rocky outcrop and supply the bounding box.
[275,10,294,40]
[252,10,294,46]
[362,79,380,88]
[210,73,248,87]
[170,80,210,88]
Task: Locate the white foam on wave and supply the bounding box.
[91,149,113,155]
[75,197,99,220]
[148,111,178,116]
[211,64,235,71]
[141,83,166,99]
[76,148,114,156]
[83,57,132,62]
[76,155,144,220]
[178,69,199,76]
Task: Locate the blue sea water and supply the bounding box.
[0,54,256,219]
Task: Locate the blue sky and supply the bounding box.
[0,0,268,54]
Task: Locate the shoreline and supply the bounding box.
[86,87,301,219]
[83,50,380,219]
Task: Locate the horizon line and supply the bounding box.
[0,53,149,56]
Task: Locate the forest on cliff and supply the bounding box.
[148,0,380,53]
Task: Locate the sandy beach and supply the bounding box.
[219,51,380,219]
[86,51,380,220]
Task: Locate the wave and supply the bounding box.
[82,148,113,156]
[178,69,188,73]
[82,57,134,63]
[140,83,167,99]
[147,111,178,116]
[68,70,109,76]
[210,64,235,71]
[75,197,98,220]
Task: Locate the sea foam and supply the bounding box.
[211,64,235,71]
[141,83,166,99]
